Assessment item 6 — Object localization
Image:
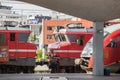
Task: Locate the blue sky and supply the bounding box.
[0,0,53,16]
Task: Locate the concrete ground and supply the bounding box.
[0,73,120,80]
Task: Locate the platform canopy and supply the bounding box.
[18,0,120,21]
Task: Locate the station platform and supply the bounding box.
[0,73,120,80]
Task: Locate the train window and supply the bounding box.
[18,33,29,42]
[10,33,15,41]
[107,39,117,48]
[59,34,67,41]
[0,33,6,46]
[54,34,60,42]
[67,34,76,42]
[77,36,84,46]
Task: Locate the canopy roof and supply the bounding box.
[18,0,120,21]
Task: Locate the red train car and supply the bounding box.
[47,23,93,73]
[81,24,120,73]
[0,27,37,73]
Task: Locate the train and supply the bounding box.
[47,23,93,73]
[0,26,37,73]
[80,24,120,73]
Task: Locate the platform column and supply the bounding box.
[93,22,104,75]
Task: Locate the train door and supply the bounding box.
[8,32,18,59]
[68,34,84,58]
[105,37,118,65]
[0,33,9,62]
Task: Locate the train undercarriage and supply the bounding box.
[49,58,86,73]
[0,58,35,74]
[80,57,120,73]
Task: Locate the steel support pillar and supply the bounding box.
[93,22,104,75]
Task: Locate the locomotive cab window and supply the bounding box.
[107,39,117,48]
[54,34,60,42]
[10,33,15,41]
[67,34,76,42]
[59,34,67,41]
[18,33,29,42]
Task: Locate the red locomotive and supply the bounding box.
[0,27,37,73]
[47,23,93,73]
[81,24,120,73]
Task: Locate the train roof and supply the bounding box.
[104,24,120,33]
[0,26,30,31]
[54,28,93,34]
[60,28,93,32]
[0,27,31,33]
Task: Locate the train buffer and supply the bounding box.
[41,77,68,80]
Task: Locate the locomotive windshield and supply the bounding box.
[59,34,68,41]
[54,34,61,42]
[81,31,109,57]
[54,34,77,42]
[18,33,30,42]
[59,34,76,42]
